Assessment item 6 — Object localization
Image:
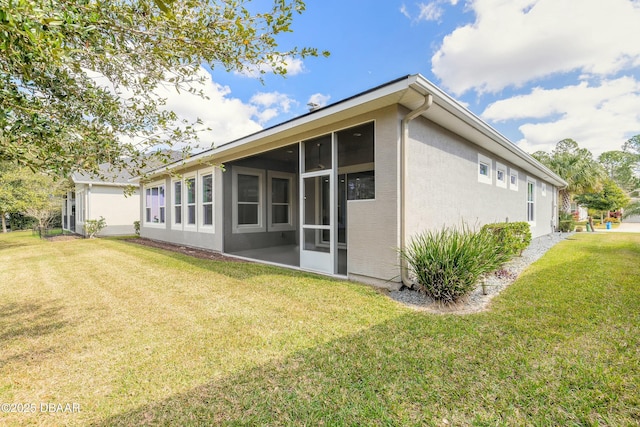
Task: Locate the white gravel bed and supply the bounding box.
[388,232,574,314]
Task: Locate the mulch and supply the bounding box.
[125,237,248,262]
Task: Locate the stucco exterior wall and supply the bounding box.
[87,185,139,236]
[346,106,401,285]
[405,115,557,239]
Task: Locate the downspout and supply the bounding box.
[400,93,433,288]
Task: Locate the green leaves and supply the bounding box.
[533,139,608,212]
[574,179,630,214]
[0,0,326,179]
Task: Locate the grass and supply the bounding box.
[0,231,638,426]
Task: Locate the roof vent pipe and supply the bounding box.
[400,93,433,288]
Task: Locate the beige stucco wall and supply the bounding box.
[77,184,139,236]
[346,106,401,286]
[404,115,557,240]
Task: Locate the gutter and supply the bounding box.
[400,93,433,288]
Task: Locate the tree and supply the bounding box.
[0,162,24,232]
[0,163,67,232]
[598,150,640,192]
[623,201,640,219]
[574,179,630,222]
[622,134,640,189]
[532,139,607,214]
[0,0,326,179]
[622,134,640,155]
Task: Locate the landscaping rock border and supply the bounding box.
[388,232,574,314]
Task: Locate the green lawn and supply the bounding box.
[0,231,638,426]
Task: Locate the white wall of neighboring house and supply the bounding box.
[72,183,139,236]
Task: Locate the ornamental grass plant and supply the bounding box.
[402,225,512,303]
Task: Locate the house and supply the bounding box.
[62,164,139,236]
[136,74,567,289]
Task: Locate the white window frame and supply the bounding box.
[527,177,536,225]
[478,153,492,185]
[268,171,296,232]
[200,170,214,232]
[172,179,183,229]
[144,181,166,227]
[232,166,265,234]
[509,168,519,191]
[496,162,507,189]
[541,182,547,197]
[184,174,197,229]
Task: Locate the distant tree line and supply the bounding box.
[532,135,640,221]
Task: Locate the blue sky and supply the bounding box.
[159,0,640,157]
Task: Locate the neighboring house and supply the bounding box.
[624,189,640,223]
[135,74,567,289]
[570,202,589,221]
[62,164,139,236]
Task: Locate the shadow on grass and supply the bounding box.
[0,300,69,369]
[92,290,638,426]
[0,300,68,342]
[0,239,27,251]
[91,313,474,426]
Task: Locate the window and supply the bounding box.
[182,177,195,226]
[541,182,547,197]
[347,171,375,200]
[478,153,492,185]
[268,171,295,231]
[233,167,265,233]
[202,173,213,226]
[527,178,536,223]
[509,169,519,191]
[173,181,182,225]
[337,122,375,200]
[496,162,507,189]
[145,183,165,224]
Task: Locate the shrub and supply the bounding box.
[133,220,140,236]
[481,222,531,256]
[604,217,620,224]
[558,212,575,232]
[84,216,107,239]
[401,225,512,304]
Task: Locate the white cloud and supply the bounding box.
[400,4,411,19]
[307,93,331,109]
[84,67,302,151]
[402,1,450,22]
[152,69,264,149]
[432,0,640,95]
[249,92,298,124]
[418,2,444,21]
[482,77,640,155]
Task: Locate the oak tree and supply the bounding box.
[0,0,326,178]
